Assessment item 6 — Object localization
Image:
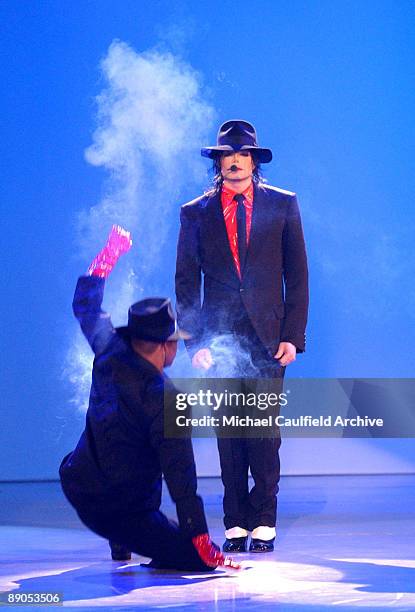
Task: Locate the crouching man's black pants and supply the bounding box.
[76,507,213,572]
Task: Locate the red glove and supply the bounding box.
[87,225,132,278]
[192,534,241,570]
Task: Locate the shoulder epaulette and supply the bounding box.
[259,183,296,197]
[181,190,214,208]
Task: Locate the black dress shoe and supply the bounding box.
[249,538,275,553]
[109,541,132,561]
[223,536,248,553]
[141,559,166,569]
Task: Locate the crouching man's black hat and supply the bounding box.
[117,298,190,343]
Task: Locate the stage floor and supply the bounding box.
[0,475,414,611]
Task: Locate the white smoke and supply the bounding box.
[209,333,260,378]
[66,40,215,411]
[169,332,260,379]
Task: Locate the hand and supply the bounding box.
[192,534,241,570]
[192,348,214,370]
[274,341,296,366]
[88,225,132,278]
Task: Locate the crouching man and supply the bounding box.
[59,226,239,571]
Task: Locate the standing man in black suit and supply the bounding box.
[60,225,239,571]
[175,120,309,553]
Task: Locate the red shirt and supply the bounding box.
[221,182,254,278]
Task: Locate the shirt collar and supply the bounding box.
[221,181,254,205]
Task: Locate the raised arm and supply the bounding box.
[73,225,132,354]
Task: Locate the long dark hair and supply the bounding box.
[208,152,265,194]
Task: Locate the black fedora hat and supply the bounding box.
[116,297,190,343]
[201,119,272,163]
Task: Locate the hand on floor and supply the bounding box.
[192,533,241,569]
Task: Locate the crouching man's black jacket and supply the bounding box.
[59,275,207,537]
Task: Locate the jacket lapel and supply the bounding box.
[204,191,240,285]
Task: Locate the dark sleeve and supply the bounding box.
[175,205,203,357]
[281,195,309,352]
[72,275,116,355]
[147,379,208,537]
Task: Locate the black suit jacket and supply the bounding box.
[175,182,309,357]
[59,275,208,537]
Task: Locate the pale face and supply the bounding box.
[220,150,255,183]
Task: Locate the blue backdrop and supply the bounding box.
[1,0,414,480]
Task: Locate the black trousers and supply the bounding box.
[76,507,213,571]
[217,436,281,531]
[211,309,285,532]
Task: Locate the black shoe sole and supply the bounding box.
[249,546,274,553]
